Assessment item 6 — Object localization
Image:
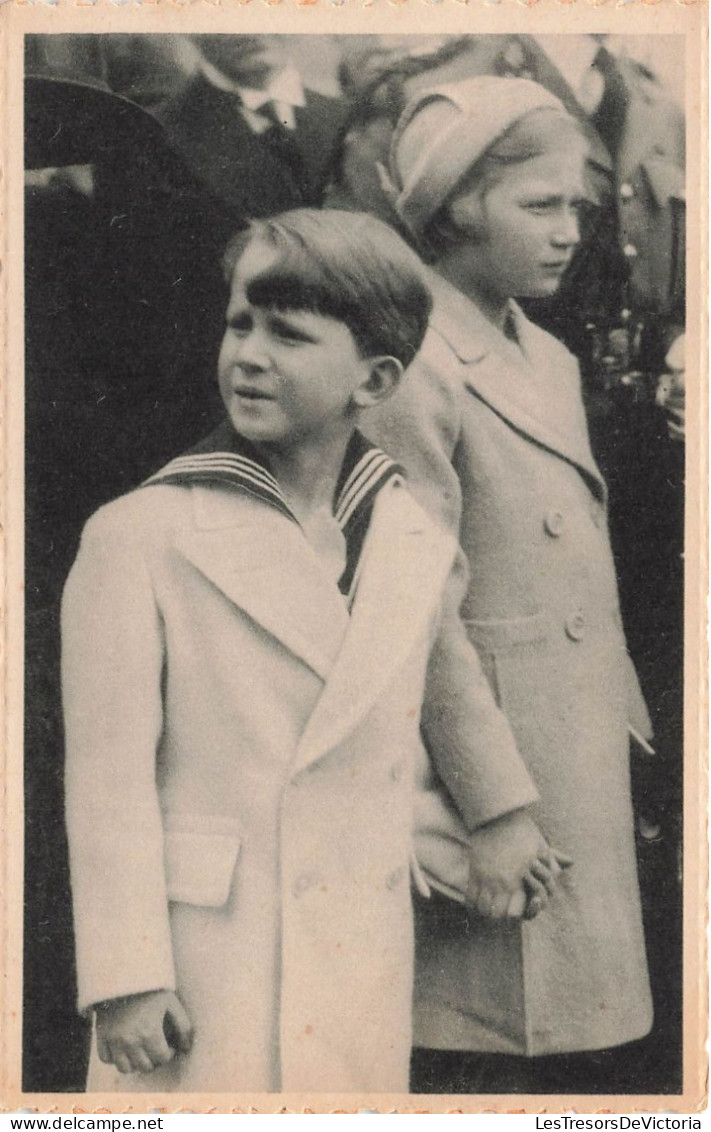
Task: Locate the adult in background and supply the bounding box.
[154,35,350,226]
[365,77,654,1094]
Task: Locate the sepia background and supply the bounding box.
[22,31,685,1097]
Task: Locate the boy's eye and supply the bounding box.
[267,313,317,345]
[228,312,252,336]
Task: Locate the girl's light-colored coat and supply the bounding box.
[62,472,537,1093]
[367,272,654,1056]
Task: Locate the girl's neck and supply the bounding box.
[437,260,510,335]
[258,431,351,525]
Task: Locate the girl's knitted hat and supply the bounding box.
[383,76,566,238]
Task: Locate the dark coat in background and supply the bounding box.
[155,72,350,222]
[24,72,228,1091]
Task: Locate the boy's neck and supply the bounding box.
[256,429,355,525]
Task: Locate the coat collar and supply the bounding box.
[147,425,418,699]
[173,495,351,684]
[145,422,404,597]
[163,475,456,773]
[427,272,606,498]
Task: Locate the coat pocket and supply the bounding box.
[163,814,242,908]
[464,610,552,652]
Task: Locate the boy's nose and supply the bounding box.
[234,332,270,371]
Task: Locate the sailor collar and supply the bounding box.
[144,421,403,598]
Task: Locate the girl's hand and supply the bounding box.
[522,849,574,919]
[96,990,193,1075]
[467,809,573,920]
[466,809,548,919]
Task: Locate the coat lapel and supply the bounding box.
[291,480,457,774]
[174,488,350,682]
[293,92,350,198]
[429,275,606,498]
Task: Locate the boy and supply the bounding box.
[62,209,555,1095]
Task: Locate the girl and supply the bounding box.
[366,77,654,1092]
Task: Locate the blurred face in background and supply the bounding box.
[192,35,287,89]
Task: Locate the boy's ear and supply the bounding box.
[352,357,404,409]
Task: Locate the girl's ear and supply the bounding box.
[352,357,404,409]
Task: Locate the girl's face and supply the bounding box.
[446,148,588,305]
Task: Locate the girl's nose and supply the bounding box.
[551,207,580,249]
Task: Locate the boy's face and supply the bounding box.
[218,241,375,450]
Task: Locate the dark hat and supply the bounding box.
[25,75,164,169]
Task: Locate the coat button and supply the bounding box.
[386,866,406,891]
[390,761,405,783]
[565,612,586,641]
[502,41,526,72]
[620,182,635,200]
[623,243,638,259]
[544,509,565,537]
[293,873,315,897]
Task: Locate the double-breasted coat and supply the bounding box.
[62,445,538,1093]
[366,273,654,1056]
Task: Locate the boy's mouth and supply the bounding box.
[233,386,275,401]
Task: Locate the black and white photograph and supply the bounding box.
[2,8,706,1111]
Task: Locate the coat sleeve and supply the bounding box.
[421,550,540,831]
[366,337,539,829]
[61,502,176,1013]
[365,335,465,536]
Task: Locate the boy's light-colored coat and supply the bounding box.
[366,273,654,1055]
[62,473,537,1093]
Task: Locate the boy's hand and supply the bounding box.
[96,990,193,1075]
[466,810,571,920]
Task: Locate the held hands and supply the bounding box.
[96,989,193,1075]
[466,809,572,921]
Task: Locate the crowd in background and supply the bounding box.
[24,32,685,1094]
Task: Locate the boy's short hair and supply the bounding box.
[223,209,432,368]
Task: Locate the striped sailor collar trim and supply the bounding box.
[143,421,403,533]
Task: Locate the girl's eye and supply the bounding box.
[524,200,556,215]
